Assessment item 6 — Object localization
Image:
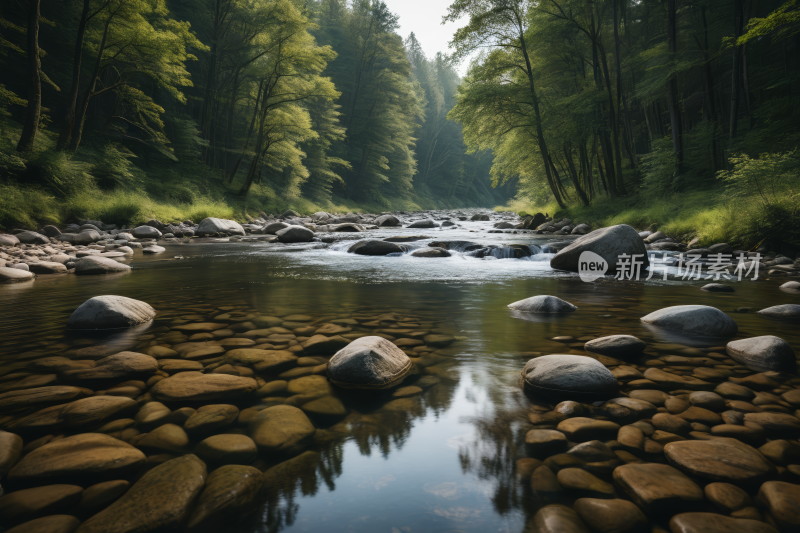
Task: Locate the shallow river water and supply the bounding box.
[1,217,799,533]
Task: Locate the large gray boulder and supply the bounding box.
[75,256,131,275]
[584,335,646,358]
[408,219,437,228]
[131,225,162,239]
[196,218,245,236]
[15,231,49,245]
[263,222,288,234]
[0,266,35,283]
[757,304,800,319]
[276,225,314,243]
[550,224,648,274]
[508,295,577,313]
[347,240,403,256]
[67,295,156,330]
[327,336,412,389]
[376,214,400,227]
[726,336,796,372]
[522,354,619,401]
[640,305,738,337]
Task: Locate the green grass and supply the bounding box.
[0,116,459,230]
[498,190,769,249]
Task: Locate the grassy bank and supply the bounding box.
[0,118,469,230]
[499,187,800,252]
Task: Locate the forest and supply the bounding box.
[0,0,512,228]
[1,0,799,249]
[448,0,800,247]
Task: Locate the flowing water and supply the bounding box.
[1,217,798,533]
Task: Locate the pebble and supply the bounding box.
[573,498,647,533]
[669,512,778,533]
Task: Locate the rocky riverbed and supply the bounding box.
[0,210,799,533]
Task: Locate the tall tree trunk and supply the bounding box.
[17,0,42,153]
[564,142,590,206]
[229,79,265,184]
[729,0,744,143]
[518,17,565,208]
[56,0,92,151]
[667,0,684,173]
[67,20,110,153]
[614,0,637,170]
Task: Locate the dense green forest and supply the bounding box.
[0,0,512,228]
[448,0,800,248]
[2,0,799,249]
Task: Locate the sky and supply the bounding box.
[390,0,473,75]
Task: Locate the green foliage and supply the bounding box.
[640,137,678,193]
[718,150,800,208]
[92,144,138,189]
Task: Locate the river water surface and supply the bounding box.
[1,218,798,533]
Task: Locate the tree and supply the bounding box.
[16,0,42,152]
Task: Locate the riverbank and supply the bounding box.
[501,189,800,254]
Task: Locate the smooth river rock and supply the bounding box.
[76,454,207,533]
[757,304,800,319]
[549,224,648,274]
[74,256,131,275]
[640,305,738,337]
[613,463,704,513]
[348,239,403,255]
[327,336,411,389]
[522,354,619,401]
[0,266,35,283]
[584,335,646,358]
[276,225,314,243]
[185,465,263,533]
[151,372,258,402]
[669,512,779,533]
[726,336,796,372]
[60,352,157,380]
[66,295,156,330]
[757,481,800,533]
[664,437,776,483]
[507,295,577,313]
[196,217,245,236]
[249,405,315,454]
[8,433,146,483]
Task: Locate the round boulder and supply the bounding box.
[408,219,437,228]
[131,226,162,240]
[508,295,577,313]
[376,214,400,227]
[67,295,156,330]
[550,224,648,274]
[522,354,619,401]
[0,267,35,283]
[757,304,800,319]
[640,305,737,337]
[410,247,451,258]
[327,336,412,389]
[196,218,245,236]
[347,240,403,255]
[74,256,131,275]
[726,336,796,372]
[276,225,314,243]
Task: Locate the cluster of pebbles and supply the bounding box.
[497,300,800,533]
[0,299,459,533]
